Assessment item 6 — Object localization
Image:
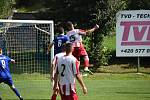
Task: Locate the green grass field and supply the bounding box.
[1,73,150,100]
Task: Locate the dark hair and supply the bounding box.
[65,42,73,53]
[66,21,73,27]
[57,26,64,34]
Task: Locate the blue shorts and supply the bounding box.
[0,77,13,86]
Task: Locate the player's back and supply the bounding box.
[57,55,79,85]
[67,29,86,47]
[57,55,79,95]
[54,34,69,54]
[0,55,12,78]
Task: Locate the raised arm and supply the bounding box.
[85,24,99,35]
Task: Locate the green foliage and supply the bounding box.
[89,0,127,68]
[0,0,14,18]
[100,46,112,65]
[15,0,46,12]
[127,0,150,10]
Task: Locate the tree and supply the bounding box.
[88,0,127,67]
[127,0,150,10]
[0,0,14,18]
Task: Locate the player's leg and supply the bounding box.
[61,93,78,100]
[10,85,23,100]
[51,88,59,100]
[72,47,80,60]
[5,78,23,100]
[82,55,93,75]
[79,46,93,75]
[51,81,59,100]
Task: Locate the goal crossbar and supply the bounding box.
[0,19,54,24]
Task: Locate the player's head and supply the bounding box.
[61,43,66,52]
[66,21,74,31]
[65,42,73,54]
[57,26,64,34]
[0,48,2,55]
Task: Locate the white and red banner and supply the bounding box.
[116,10,150,57]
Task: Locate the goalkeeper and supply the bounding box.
[0,48,23,100]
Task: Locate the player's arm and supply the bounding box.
[11,59,15,63]
[50,60,55,81]
[47,42,54,54]
[50,56,57,81]
[76,74,87,94]
[73,60,87,94]
[53,66,59,91]
[79,24,99,35]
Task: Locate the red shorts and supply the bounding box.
[61,93,78,100]
[72,44,88,60]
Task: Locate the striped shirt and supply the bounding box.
[56,55,79,95]
[67,29,86,47]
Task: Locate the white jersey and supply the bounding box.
[56,55,79,95]
[67,29,86,47]
[52,52,66,77]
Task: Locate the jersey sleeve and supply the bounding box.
[53,36,57,44]
[72,59,79,75]
[79,29,86,35]
[5,56,11,63]
[65,35,69,43]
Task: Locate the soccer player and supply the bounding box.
[50,44,66,100]
[47,26,69,55]
[53,43,87,100]
[66,21,99,74]
[0,48,23,100]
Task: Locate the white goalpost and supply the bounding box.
[0,19,54,99]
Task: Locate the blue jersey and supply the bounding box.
[0,55,12,79]
[53,34,69,55]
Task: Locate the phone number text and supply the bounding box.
[121,49,150,54]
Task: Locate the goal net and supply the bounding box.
[0,20,54,99]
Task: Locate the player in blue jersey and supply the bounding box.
[47,26,69,100]
[47,26,69,55]
[0,48,23,100]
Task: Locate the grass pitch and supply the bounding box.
[0,73,150,100]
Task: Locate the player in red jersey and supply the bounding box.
[66,21,99,75]
[53,43,87,100]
